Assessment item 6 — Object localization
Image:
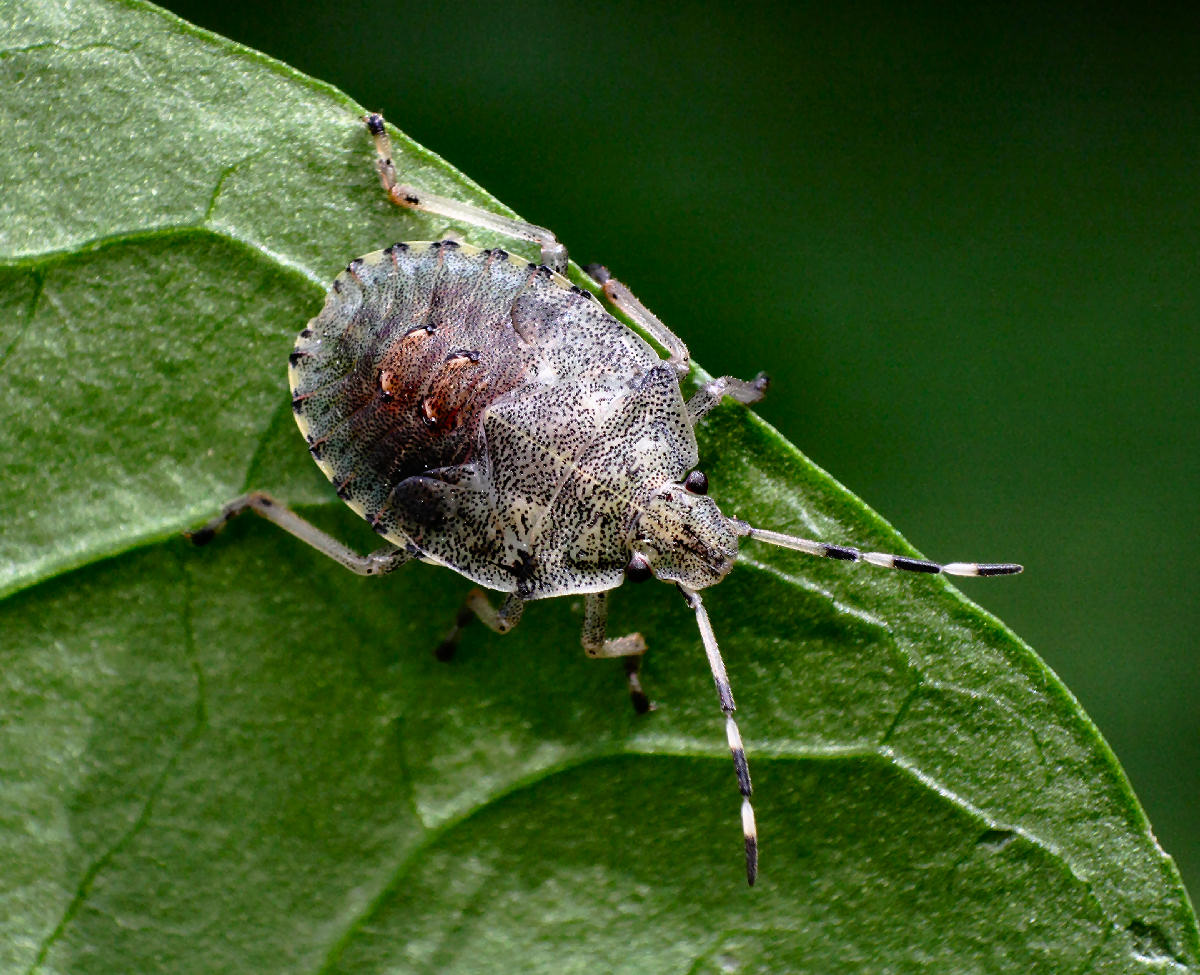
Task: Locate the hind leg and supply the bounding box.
[365,113,567,272]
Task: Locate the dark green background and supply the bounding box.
[156,0,1199,899]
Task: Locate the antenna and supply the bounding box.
[731,520,1023,577]
[682,519,1020,884]
[678,584,758,886]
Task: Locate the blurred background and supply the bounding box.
[157,0,1199,898]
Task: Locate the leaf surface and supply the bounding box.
[1,2,1196,972]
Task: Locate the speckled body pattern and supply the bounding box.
[183,114,1023,891]
[289,240,697,599]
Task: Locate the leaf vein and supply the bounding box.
[23,554,208,974]
[0,267,43,374]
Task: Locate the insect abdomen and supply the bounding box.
[289,242,535,523]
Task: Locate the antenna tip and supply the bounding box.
[742,798,758,886]
[943,562,1024,577]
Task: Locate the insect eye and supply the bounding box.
[625,552,653,583]
[684,470,709,495]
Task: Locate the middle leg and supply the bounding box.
[435,588,525,661]
[581,265,769,417]
[582,263,691,377]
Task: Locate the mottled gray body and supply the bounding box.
[191,113,1021,888]
[290,241,696,599]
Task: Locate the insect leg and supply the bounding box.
[686,373,771,423]
[678,585,758,886]
[434,588,526,661]
[581,591,651,714]
[731,521,1023,577]
[582,260,767,412]
[187,492,412,576]
[364,114,568,272]
[581,264,691,378]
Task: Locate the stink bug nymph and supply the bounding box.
[188,113,1022,886]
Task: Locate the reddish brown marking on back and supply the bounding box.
[415,351,492,433]
[419,395,439,427]
[379,368,401,401]
[400,326,429,347]
[318,265,536,488]
[444,351,480,370]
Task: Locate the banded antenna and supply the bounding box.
[686,524,1021,885]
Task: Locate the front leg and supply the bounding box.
[582,591,651,714]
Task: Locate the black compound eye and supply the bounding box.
[625,552,653,583]
[684,470,709,495]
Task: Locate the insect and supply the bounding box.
[189,112,1022,886]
